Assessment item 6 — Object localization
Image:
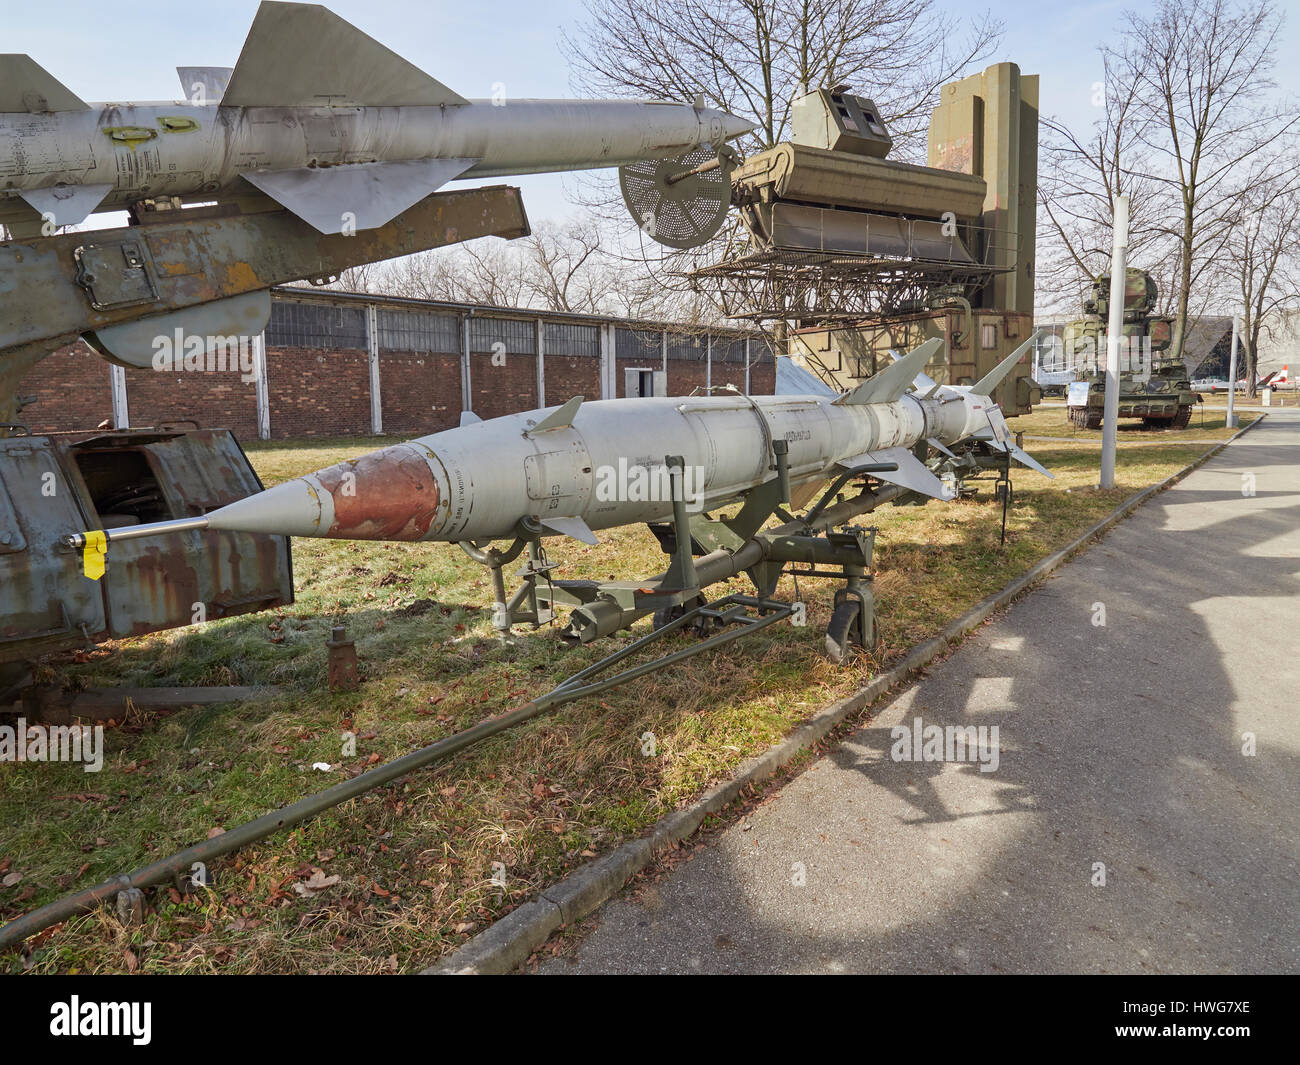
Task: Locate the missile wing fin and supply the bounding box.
[967,407,1054,479]
[240,157,476,234]
[969,332,1039,397]
[528,395,583,435]
[17,183,113,228]
[926,437,959,459]
[540,516,599,545]
[838,445,953,500]
[221,1,470,108]
[1007,442,1053,479]
[888,347,939,393]
[0,55,89,112]
[82,291,272,369]
[459,410,483,427]
[834,338,943,406]
[176,66,234,104]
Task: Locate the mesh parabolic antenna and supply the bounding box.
[619,144,734,250]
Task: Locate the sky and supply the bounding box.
[6,0,1299,223]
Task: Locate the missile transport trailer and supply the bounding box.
[702,64,1041,420]
[0,427,292,709]
[1064,269,1199,429]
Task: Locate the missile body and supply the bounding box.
[73,337,1049,554]
[0,3,752,236]
[0,99,745,227]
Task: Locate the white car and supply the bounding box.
[1191,378,1242,394]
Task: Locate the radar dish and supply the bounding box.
[619,145,733,250]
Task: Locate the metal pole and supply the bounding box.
[108,364,129,429]
[599,322,613,400]
[253,332,270,440]
[1100,194,1130,489]
[460,313,472,415]
[366,303,382,435]
[1226,314,1240,429]
[535,317,546,409]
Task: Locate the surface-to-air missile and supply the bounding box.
[0,0,752,239]
[1,0,751,404]
[66,335,1049,652]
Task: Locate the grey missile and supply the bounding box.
[0,1,754,238]
[66,336,1049,572]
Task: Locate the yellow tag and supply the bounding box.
[82,530,107,581]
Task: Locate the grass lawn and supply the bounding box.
[0,415,1251,973]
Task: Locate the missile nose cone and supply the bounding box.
[720,112,758,140]
[205,443,445,541]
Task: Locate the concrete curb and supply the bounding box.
[423,416,1265,975]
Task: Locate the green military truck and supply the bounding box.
[1064,269,1200,429]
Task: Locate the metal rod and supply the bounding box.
[62,516,209,549]
[664,157,722,185]
[0,594,786,950]
[1100,193,1130,489]
[1226,315,1240,429]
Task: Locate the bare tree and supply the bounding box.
[1108,0,1295,364]
[562,0,1001,160]
[1224,153,1300,395]
[1038,51,1165,315]
[518,219,610,313]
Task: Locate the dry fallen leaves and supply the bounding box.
[293,869,341,896]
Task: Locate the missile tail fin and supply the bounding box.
[240,157,476,234]
[839,445,953,500]
[1008,442,1054,479]
[0,55,89,113]
[176,66,233,104]
[835,338,943,406]
[459,410,483,427]
[887,347,939,393]
[529,395,584,434]
[17,183,112,228]
[541,516,598,545]
[222,1,470,108]
[969,332,1039,398]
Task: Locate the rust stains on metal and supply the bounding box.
[315,446,440,540]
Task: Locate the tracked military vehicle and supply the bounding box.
[1064,269,1200,429]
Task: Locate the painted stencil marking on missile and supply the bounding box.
[70,334,1046,559]
[0,1,754,238]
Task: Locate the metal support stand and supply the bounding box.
[995,448,1013,545]
[457,443,901,661]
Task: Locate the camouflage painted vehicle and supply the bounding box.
[1064,269,1199,430]
[0,425,292,710]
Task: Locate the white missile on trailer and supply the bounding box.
[66,335,1047,574]
[0,1,753,238]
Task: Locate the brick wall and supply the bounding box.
[710,360,748,392]
[14,333,774,438]
[15,342,116,432]
[470,352,538,420]
[378,351,462,435]
[666,360,709,396]
[264,345,370,438]
[124,357,259,438]
[542,355,602,405]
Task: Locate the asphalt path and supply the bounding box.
[540,412,1300,974]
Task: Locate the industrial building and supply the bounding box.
[14,287,774,440]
